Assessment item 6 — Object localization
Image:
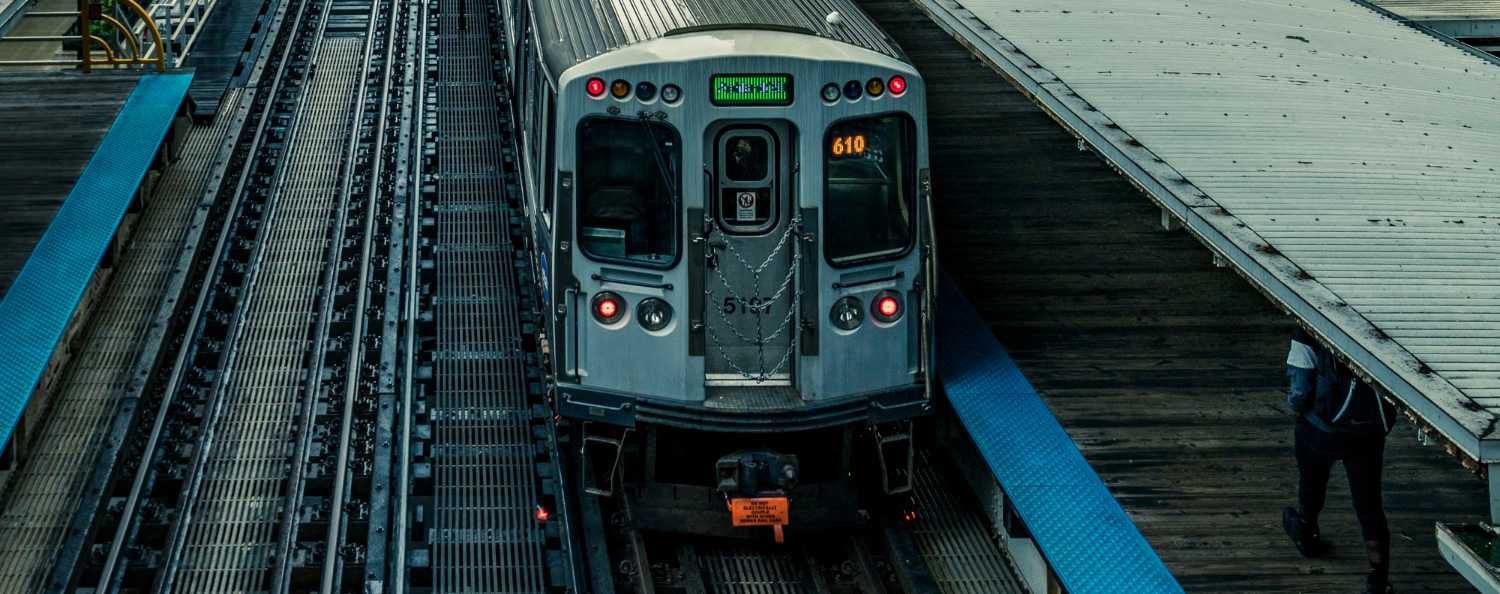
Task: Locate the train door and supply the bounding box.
[703,122,799,392]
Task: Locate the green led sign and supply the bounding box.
[711,74,794,106]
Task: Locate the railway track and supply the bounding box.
[398,0,573,590]
[594,445,1024,594]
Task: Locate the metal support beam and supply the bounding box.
[1489,463,1500,525]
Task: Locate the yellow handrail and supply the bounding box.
[86,34,116,62]
[116,0,164,69]
[98,14,141,62]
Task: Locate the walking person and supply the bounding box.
[1282,328,1399,593]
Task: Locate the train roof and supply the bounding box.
[530,0,906,77]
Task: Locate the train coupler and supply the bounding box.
[873,420,915,495]
[715,449,799,497]
[580,422,630,497]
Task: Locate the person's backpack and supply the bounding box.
[1311,348,1396,435]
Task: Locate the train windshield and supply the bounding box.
[577,117,681,267]
[824,114,915,266]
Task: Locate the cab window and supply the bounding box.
[824,114,915,266]
[577,117,681,267]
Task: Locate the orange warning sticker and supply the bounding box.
[729,497,790,527]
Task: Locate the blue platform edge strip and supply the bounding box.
[0,73,192,448]
[938,274,1184,594]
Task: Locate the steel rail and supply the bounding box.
[266,0,389,588]
[316,0,410,588]
[147,0,340,588]
[389,0,428,589]
[86,0,312,585]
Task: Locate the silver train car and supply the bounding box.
[501,0,934,532]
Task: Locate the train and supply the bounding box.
[499,0,934,537]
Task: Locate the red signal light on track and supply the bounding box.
[888,75,907,96]
[586,77,606,98]
[535,505,550,523]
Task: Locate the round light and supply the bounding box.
[821,83,841,103]
[592,292,625,323]
[865,77,884,97]
[872,291,903,323]
[637,298,673,331]
[830,296,863,331]
[635,81,657,102]
[586,78,606,98]
[843,80,862,101]
[660,84,681,104]
[610,79,631,99]
[888,75,907,96]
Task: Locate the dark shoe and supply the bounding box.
[1282,507,1327,558]
[1361,573,1394,594]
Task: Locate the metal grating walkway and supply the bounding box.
[909,454,1029,594]
[0,89,239,594]
[171,39,363,593]
[427,0,547,589]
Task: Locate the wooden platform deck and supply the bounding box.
[859,1,1490,592]
[0,71,139,298]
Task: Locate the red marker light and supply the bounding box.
[535,505,550,523]
[878,297,899,318]
[592,292,625,323]
[586,78,606,98]
[888,75,907,96]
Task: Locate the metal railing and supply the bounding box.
[0,0,168,70]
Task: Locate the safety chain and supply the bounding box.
[704,214,804,382]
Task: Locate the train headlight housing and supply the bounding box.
[865,77,885,97]
[610,79,632,99]
[888,75,908,96]
[637,298,673,331]
[586,77,606,98]
[872,291,903,323]
[843,80,862,101]
[635,81,657,102]
[821,83,841,103]
[660,84,682,104]
[830,296,863,331]
[592,291,626,324]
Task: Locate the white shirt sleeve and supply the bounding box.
[1286,339,1317,370]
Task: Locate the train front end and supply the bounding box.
[542,27,933,535]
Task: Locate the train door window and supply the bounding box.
[715,128,778,234]
[824,114,915,266]
[542,90,556,225]
[576,117,681,267]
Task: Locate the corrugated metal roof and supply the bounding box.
[916,0,1500,461]
[532,0,904,75]
[1370,0,1500,20]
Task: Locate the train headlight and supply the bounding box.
[872,290,903,323]
[592,291,626,324]
[830,296,863,331]
[821,83,841,103]
[660,84,682,104]
[586,78,606,98]
[635,81,657,102]
[843,80,862,101]
[637,298,673,331]
[888,75,908,96]
[610,79,632,99]
[865,77,884,97]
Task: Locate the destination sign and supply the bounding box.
[711,74,793,106]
